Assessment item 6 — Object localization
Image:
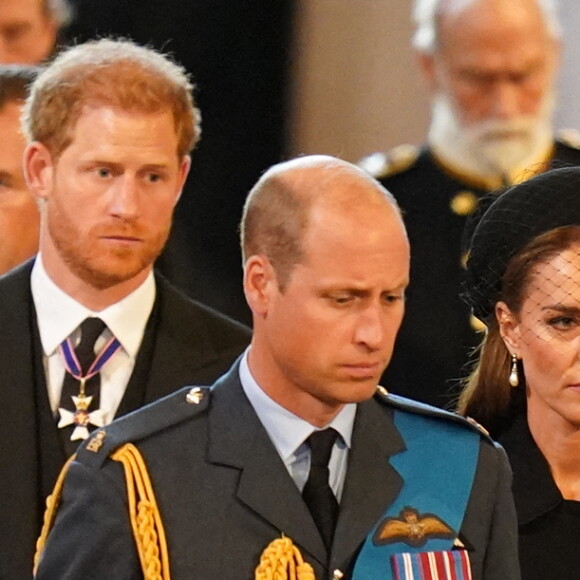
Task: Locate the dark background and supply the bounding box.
[64,0,295,326]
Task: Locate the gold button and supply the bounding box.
[470,314,487,333]
[450,191,478,216]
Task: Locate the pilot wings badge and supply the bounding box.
[373,506,455,547]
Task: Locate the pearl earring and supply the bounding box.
[509,354,519,387]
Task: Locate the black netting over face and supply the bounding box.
[464,166,580,322]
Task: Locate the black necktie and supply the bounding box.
[302,428,339,552]
[58,318,106,455]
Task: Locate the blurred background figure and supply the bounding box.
[459,166,580,580]
[0,65,40,275]
[0,0,69,64]
[361,0,580,408]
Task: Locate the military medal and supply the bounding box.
[57,333,122,441]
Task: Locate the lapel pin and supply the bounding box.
[186,387,204,405]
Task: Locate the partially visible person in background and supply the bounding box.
[459,166,580,580]
[0,65,40,275]
[0,0,70,64]
[360,0,580,409]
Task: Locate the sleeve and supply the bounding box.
[35,459,142,580]
[481,444,521,580]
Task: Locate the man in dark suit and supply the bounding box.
[0,39,250,580]
[36,156,519,580]
[360,0,580,409]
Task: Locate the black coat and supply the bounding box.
[498,412,580,580]
[0,260,250,580]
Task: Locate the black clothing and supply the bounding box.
[0,260,250,580]
[498,412,580,580]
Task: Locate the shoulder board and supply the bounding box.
[557,128,580,151]
[358,145,419,179]
[77,385,211,469]
[374,387,491,441]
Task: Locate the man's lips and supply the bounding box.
[341,362,383,378]
[100,235,143,243]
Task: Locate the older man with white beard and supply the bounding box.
[360,0,580,409]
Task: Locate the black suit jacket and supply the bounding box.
[36,364,519,580]
[0,260,250,580]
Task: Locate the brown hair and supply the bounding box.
[0,65,40,110]
[22,38,200,160]
[458,225,580,433]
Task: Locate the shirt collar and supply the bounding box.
[239,348,356,462]
[31,254,156,358]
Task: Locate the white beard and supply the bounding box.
[428,93,554,182]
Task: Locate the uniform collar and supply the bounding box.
[238,349,355,462]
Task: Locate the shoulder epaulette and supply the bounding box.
[374,386,491,441]
[77,385,211,469]
[557,128,580,151]
[358,145,419,180]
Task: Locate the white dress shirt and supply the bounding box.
[239,349,356,501]
[31,254,155,425]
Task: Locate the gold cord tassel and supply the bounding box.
[111,443,171,580]
[255,536,316,580]
[33,454,77,574]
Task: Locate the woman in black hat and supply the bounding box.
[459,166,580,580]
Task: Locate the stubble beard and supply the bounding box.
[47,204,171,291]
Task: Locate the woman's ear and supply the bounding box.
[496,301,521,356]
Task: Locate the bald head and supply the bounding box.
[241,155,403,289]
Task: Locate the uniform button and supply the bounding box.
[450,191,478,216]
[470,314,486,333]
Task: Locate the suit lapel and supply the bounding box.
[207,368,328,567]
[0,262,46,578]
[115,275,222,417]
[331,397,406,571]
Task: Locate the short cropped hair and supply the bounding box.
[23,38,200,159]
[0,65,40,110]
[241,157,398,289]
[412,0,561,54]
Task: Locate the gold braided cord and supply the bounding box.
[111,443,171,580]
[33,454,77,574]
[255,536,316,580]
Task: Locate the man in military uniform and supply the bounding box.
[361,0,580,408]
[35,156,518,580]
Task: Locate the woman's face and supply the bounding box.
[498,244,580,427]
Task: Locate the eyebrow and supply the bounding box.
[541,304,580,315]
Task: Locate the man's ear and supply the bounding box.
[174,155,191,206]
[243,255,278,317]
[417,52,438,93]
[24,142,54,201]
[496,301,521,356]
